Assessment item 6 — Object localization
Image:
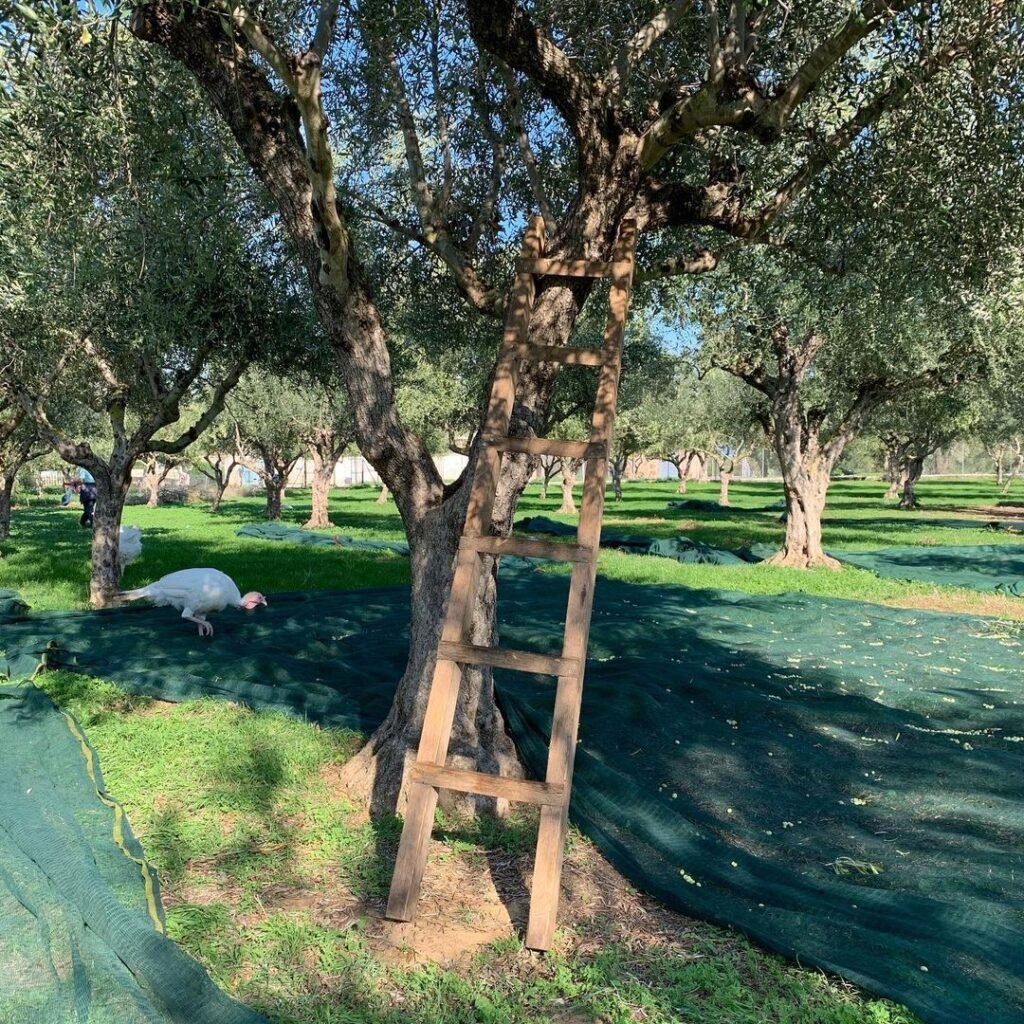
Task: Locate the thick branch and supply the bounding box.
[130,2,446,516]
[380,41,438,231]
[465,0,600,160]
[635,245,733,282]
[430,0,454,213]
[311,0,341,57]
[604,0,693,101]
[769,0,915,129]
[715,353,778,400]
[146,357,248,456]
[14,389,104,474]
[747,43,967,237]
[81,337,123,393]
[639,0,918,168]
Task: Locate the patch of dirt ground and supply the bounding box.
[351,833,709,969]
[886,589,1024,620]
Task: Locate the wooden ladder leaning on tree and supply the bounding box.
[386,215,638,951]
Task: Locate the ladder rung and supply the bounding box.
[410,763,566,807]
[518,257,611,278]
[461,535,592,563]
[514,342,604,367]
[482,434,606,459]
[437,640,579,677]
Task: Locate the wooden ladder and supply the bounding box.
[385,215,637,952]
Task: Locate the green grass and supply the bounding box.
[5,475,1019,1023]
[5,477,1022,614]
[2,485,410,611]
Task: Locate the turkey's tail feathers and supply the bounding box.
[119,587,149,602]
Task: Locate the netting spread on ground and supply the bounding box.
[522,514,1024,594]
[835,544,1024,596]
[0,681,269,1024]
[3,573,1024,1024]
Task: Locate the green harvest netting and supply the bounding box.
[516,516,748,565]
[737,542,1024,596]
[833,545,1024,596]
[3,571,1024,1024]
[0,680,268,1024]
[522,514,1024,595]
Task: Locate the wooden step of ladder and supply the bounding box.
[385,215,637,952]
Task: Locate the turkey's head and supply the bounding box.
[241,592,268,610]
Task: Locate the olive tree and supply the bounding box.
[189,411,244,512]
[118,0,1024,809]
[875,391,976,509]
[231,373,307,520]
[0,24,289,603]
[297,381,355,529]
[696,250,988,565]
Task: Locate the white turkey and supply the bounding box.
[119,526,143,576]
[120,568,266,636]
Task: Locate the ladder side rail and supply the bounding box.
[525,220,637,949]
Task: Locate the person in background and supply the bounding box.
[61,472,97,527]
[78,475,97,527]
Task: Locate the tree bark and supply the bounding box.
[539,456,558,499]
[898,456,925,509]
[376,484,389,504]
[771,458,837,568]
[718,468,733,506]
[305,449,334,528]
[881,437,904,500]
[341,469,524,818]
[90,467,132,607]
[145,465,160,508]
[0,473,14,540]
[610,456,625,501]
[557,457,580,514]
[265,479,284,520]
[1001,443,1024,495]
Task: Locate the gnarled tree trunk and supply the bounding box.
[376,483,389,504]
[880,434,906,500]
[305,448,335,528]
[0,472,15,540]
[557,457,580,514]
[1001,441,1024,496]
[142,457,177,507]
[610,456,626,501]
[898,455,925,509]
[197,453,237,512]
[539,456,558,499]
[90,464,133,607]
[993,446,1006,487]
[772,458,837,568]
[265,477,284,519]
[718,467,733,506]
